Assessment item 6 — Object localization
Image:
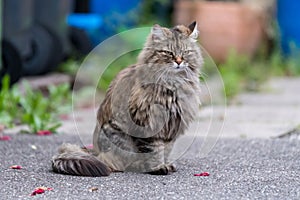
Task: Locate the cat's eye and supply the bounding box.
[158,50,173,56]
[184,50,195,54]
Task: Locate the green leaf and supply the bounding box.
[48,122,62,133]
[33,114,42,131]
[1,76,71,134]
[0,111,14,127]
[1,74,10,92]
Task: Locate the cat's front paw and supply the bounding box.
[147,164,176,175]
[168,164,177,172]
[148,166,169,175]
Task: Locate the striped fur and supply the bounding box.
[52,22,203,176]
[52,143,111,176]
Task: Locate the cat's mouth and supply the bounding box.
[172,61,188,70]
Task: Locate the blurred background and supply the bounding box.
[0,0,299,92]
[0,0,298,80]
[0,0,300,134]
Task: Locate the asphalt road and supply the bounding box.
[0,134,299,200]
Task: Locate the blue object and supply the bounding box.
[68,1,140,46]
[90,0,140,16]
[89,0,141,43]
[67,13,103,46]
[277,0,300,55]
[67,14,102,30]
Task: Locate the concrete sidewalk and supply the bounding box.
[0,134,299,199]
[57,77,300,139]
[221,77,300,138]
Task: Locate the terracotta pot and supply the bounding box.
[174,1,265,62]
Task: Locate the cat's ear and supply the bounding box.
[188,21,199,42]
[151,24,165,41]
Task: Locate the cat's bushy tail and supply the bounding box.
[51,143,111,177]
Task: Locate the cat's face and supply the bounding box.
[138,22,203,74]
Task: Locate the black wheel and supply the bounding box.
[22,25,55,75]
[69,26,92,56]
[39,25,64,74]
[0,39,23,86]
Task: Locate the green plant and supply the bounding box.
[218,49,274,98]
[20,89,61,133]
[57,59,80,75]
[219,51,249,98]
[139,0,172,26]
[269,49,286,76]
[0,75,21,127]
[219,67,242,98]
[0,76,71,134]
[268,47,300,77]
[219,43,300,99]
[20,83,71,133]
[285,56,300,76]
[48,83,72,114]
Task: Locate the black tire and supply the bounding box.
[69,26,92,56]
[22,25,55,75]
[39,25,64,74]
[0,39,23,86]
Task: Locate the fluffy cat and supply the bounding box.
[52,21,203,176]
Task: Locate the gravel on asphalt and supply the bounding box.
[0,134,299,200]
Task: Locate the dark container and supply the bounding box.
[1,0,32,82]
[1,0,74,77]
[33,0,73,57]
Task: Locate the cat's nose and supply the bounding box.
[175,57,183,65]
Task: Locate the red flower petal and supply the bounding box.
[10,165,22,169]
[194,172,210,176]
[37,130,52,136]
[30,187,52,196]
[0,135,11,141]
[31,188,45,196]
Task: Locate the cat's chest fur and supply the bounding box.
[128,66,201,140]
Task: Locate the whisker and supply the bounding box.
[152,68,166,80]
[160,68,171,85]
[150,67,166,82]
[155,67,169,85]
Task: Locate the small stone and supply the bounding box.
[88,187,98,192]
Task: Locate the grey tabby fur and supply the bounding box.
[52,22,203,176]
